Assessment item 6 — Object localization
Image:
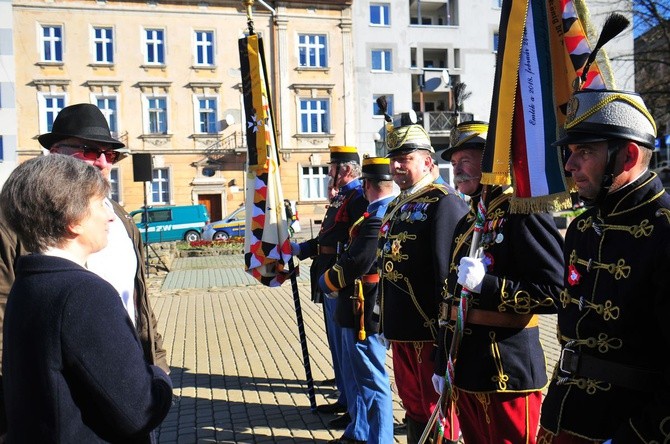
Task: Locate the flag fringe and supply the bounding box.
[509,192,573,214]
[481,172,512,186]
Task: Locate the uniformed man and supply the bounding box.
[377,116,469,444]
[537,89,670,443]
[292,146,368,426]
[433,121,564,443]
[318,156,397,444]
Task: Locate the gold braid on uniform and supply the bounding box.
[497,278,555,314]
[560,292,621,321]
[475,393,492,425]
[560,333,622,353]
[568,250,631,280]
[489,331,509,391]
[557,377,611,395]
[656,208,670,224]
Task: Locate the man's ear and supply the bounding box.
[621,142,640,172]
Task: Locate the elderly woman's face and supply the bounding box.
[72,195,115,254]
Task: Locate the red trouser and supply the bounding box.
[391,341,459,441]
[536,427,603,444]
[456,388,542,444]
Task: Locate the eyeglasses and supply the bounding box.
[53,143,121,163]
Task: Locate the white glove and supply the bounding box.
[432,373,445,395]
[290,242,300,256]
[457,257,486,293]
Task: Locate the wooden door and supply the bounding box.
[198,194,222,221]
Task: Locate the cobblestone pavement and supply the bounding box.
[148,255,559,443]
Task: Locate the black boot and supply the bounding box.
[405,417,429,444]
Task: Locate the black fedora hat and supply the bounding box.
[38,103,125,149]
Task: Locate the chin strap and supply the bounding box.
[589,146,623,206]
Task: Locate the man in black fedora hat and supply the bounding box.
[0,104,168,436]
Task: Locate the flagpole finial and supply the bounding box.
[244,0,255,34]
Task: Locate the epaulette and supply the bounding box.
[426,182,454,196]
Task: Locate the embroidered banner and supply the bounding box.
[481,0,611,212]
[239,33,293,287]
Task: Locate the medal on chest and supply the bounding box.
[399,202,428,222]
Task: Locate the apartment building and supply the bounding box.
[12,0,351,222]
[8,0,634,223]
[0,0,18,186]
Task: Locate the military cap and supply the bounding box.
[361,156,392,181]
[553,89,657,149]
[441,120,488,161]
[329,145,360,164]
[385,111,435,157]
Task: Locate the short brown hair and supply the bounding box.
[0,154,110,253]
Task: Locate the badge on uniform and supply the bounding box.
[567,264,581,286]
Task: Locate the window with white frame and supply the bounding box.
[40,25,63,62]
[144,96,168,134]
[371,49,392,72]
[298,34,327,68]
[493,32,499,53]
[39,94,65,134]
[96,96,118,134]
[373,94,393,116]
[109,168,121,202]
[144,28,165,65]
[370,3,390,26]
[151,168,170,204]
[196,97,218,134]
[300,165,329,201]
[194,30,214,66]
[299,99,329,134]
[92,27,114,64]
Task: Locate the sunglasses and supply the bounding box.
[53,143,121,163]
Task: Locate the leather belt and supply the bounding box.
[318,246,337,255]
[558,347,661,392]
[450,306,538,329]
[360,273,379,284]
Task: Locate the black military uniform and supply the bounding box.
[436,185,563,390]
[377,119,469,443]
[540,90,670,442]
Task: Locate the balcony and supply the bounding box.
[420,111,474,135]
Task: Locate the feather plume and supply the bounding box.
[376,95,392,122]
[580,13,629,84]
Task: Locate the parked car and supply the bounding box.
[202,200,300,241]
[202,205,246,241]
[130,204,209,243]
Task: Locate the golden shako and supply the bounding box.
[329,145,360,164]
[440,120,489,161]
[361,156,392,181]
[385,111,435,157]
[553,89,657,149]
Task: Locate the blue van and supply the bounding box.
[130,205,209,243]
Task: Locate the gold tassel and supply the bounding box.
[355,279,366,341]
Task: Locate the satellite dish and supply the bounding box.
[225,114,235,126]
[441,69,451,87]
